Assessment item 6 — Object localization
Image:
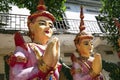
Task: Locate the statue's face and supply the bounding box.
[76,38,93,57]
[29,16,53,44]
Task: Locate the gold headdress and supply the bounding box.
[74,5,93,44]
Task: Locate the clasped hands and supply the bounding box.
[43,37,60,68]
[90,53,102,77]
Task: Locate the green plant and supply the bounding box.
[0,0,66,20]
[102,60,120,80]
[99,0,120,51]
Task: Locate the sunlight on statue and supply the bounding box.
[70,6,104,80]
[8,0,61,80]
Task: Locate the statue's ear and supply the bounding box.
[29,23,34,33]
[76,43,80,49]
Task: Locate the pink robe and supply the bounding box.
[9,43,61,80]
[71,55,104,80]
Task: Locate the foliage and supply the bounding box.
[0,0,12,12]
[0,0,66,20]
[102,60,120,80]
[98,0,120,51]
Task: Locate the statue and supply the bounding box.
[70,6,104,80]
[8,0,61,80]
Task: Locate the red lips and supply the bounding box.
[45,30,49,34]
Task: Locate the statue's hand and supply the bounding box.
[43,37,60,67]
[92,53,102,75]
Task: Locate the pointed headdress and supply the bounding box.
[74,5,93,44]
[27,0,55,27]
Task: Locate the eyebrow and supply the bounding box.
[38,20,53,24]
[83,41,89,43]
[38,20,46,23]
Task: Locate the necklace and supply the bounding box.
[78,55,89,61]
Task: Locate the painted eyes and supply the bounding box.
[39,22,45,26]
[84,41,93,46]
[49,24,54,28]
[39,22,53,28]
[84,42,89,45]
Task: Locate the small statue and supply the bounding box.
[70,6,104,80]
[8,0,61,80]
